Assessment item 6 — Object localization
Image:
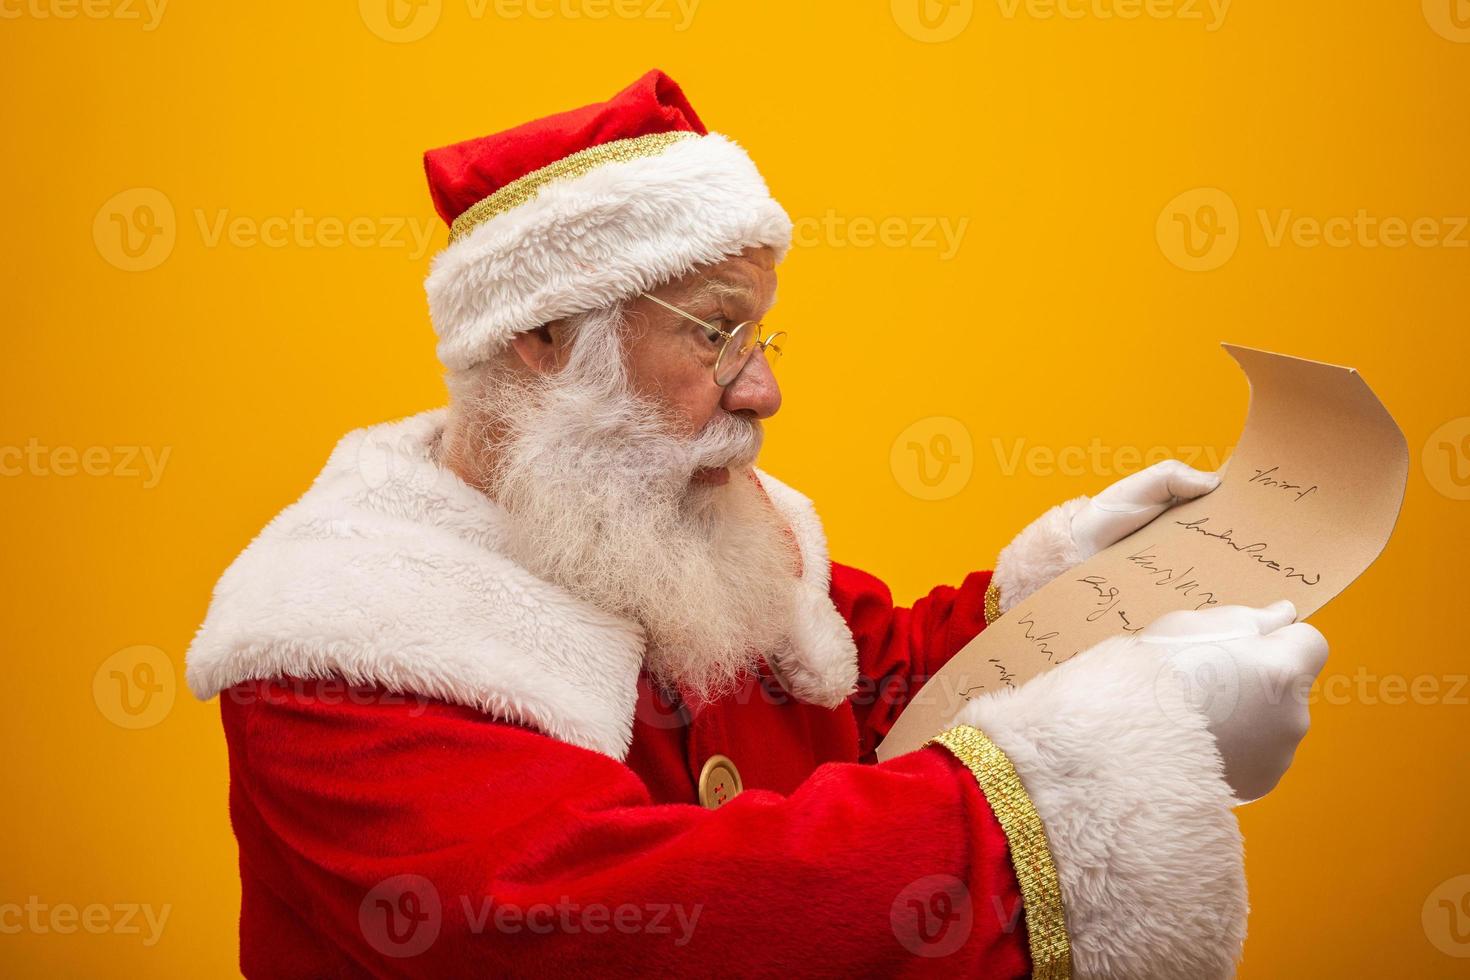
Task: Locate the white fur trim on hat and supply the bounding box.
[425,133,793,371]
[956,636,1248,979]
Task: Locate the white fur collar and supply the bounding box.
[185,411,858,759]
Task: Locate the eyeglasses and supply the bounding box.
[640,293,786,387]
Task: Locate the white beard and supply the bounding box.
[456,308,802,700]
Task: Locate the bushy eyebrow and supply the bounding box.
[686,277,774,316]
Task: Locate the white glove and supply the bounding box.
[994,459,1222,615]
[1139,600,1330,803]
[1070,459,1221,558]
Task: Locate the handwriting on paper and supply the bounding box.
[1249,465,1319,502]
[1173,518,1323,586]
[876,346,1408,761]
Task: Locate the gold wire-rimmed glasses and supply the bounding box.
[640,293,786,387]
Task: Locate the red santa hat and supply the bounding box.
[423,70,794,371]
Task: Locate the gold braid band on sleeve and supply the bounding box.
[927,724,1072,980]
[983,580,1003,626]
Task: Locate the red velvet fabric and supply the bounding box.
[220,562,1028,977]
[423,70,707,227]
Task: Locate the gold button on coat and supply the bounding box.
[697,754,743,810]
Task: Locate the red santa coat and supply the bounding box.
[189,412,1248,979]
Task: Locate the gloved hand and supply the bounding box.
[1139,600,1330,803]
[945,600,1325,976]
[1069,459,1221,558]
[993,460,1222,615]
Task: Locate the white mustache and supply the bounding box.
[687,414,763,471]
[512,413,761,486]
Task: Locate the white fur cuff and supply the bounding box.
[955,636,1247,979]
[992,496,1089,614]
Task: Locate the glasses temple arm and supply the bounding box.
[640,292,731,336]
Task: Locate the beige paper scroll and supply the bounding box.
[877,345,1409,762]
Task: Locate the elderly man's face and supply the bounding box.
[622,246,782,484]
[512,245,783,487]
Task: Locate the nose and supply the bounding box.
[719,349,782,420]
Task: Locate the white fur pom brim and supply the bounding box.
[993,496,1089,614]
[425,133,793,371]
[956,636,1247,980]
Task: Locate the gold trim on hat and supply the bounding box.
[448,130,700,243]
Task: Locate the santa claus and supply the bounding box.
[187,70,1329,978]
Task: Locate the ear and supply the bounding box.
[507,322,565,375]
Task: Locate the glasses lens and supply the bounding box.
[761,331,786,372]
[715,321,760,386]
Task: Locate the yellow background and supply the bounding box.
[3,0,1468,975]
